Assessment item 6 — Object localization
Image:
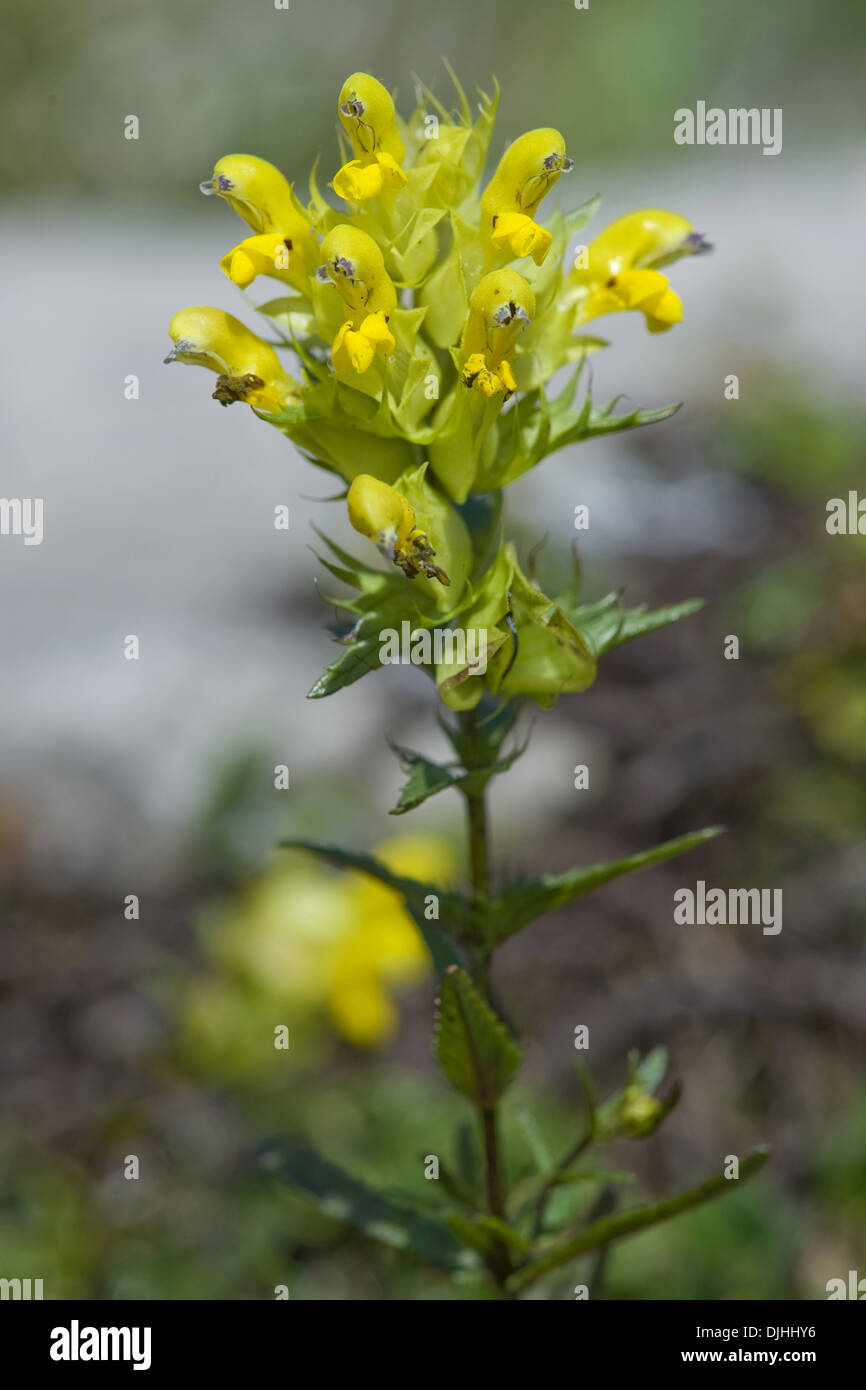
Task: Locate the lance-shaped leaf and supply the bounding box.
[280,838,470,970]
[564,591,705,659]
[507,1147,771,1293]
[487,826,723,943]
[258,1141,475,1271]
[435,966,521,1106]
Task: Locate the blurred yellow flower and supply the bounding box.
[180,833,454,1072]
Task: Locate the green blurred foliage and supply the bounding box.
[3,0,866,203]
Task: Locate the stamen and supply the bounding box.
[685,231,713,254]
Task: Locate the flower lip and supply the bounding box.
[340,97,365,118]
[543,151,573,173]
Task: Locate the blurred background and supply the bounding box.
[1,0,864,1299]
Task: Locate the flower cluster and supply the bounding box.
[167,69,709,709]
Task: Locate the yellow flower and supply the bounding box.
[316,225,397,374]
[347,473,450,584]
[202,154,319,289]
[334,71,405,177]
[164,306,300,411]
[183,834,454,1056]
[459,269,535,398]
[333,70,408,205]
[569,209,709,333]
[333,152,407,203]
[327,834,451,1046]
[200,153,304,233]
[481,128,573,265]
[332,312,395,374]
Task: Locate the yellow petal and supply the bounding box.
[328,970,396,1046]
[219,234,292,288]
[498,359,517,393]
[332,321,375,374]
[332,159,384,202]
[582,269,682,333]
[490,211,552,266]
[375,152,407,190]
[359,310,395,356]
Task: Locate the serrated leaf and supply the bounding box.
[435,966,521,1106]
[280,838,471,968]
[507,1147,771,1293]
[487,826,723,944]
[258,1141,475,1270]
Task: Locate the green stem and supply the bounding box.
[530,1131,593,1240]
[458,707,491,915]
[457,704,510,1287]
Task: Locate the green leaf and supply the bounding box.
[389,739,527,815]
[507,1147,771,1292]
[514,1108,554,1176]
[389,748,463,814]
[487,826,724,943]
[307,630,386,698]
[567,592,704,659]
[258,1141,475,1270]
[280,839,471,969]
[435,966,522,1106]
